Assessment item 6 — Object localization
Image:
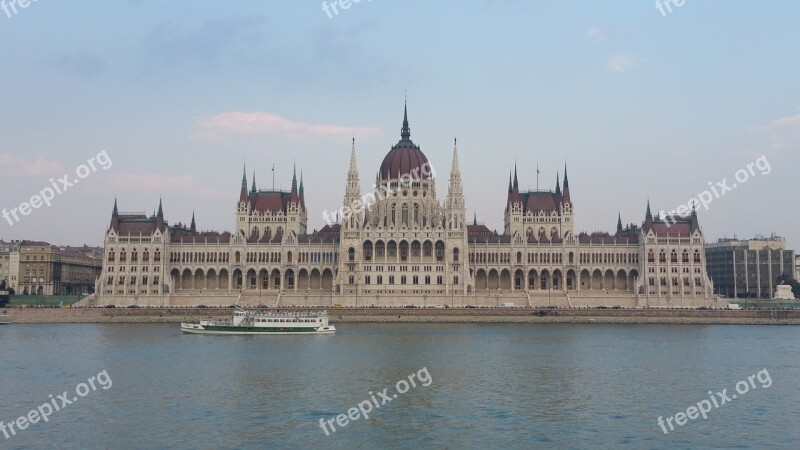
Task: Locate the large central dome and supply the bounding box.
[378,103,432,181]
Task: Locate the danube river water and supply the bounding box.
[1,323,798,449]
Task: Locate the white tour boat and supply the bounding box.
[181,308,336,335]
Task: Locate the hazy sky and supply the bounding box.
[0,1,797,250]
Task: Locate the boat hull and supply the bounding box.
[181,323,335,335]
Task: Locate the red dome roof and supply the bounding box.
[378,103,432,181]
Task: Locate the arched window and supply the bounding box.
[435,241,445,261]
[454,248,461,263]
[348,248,355,262]
[402,204,409,226]
[694,250,701,263]
[671,250,678,263]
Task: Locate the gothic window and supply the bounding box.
[435,241,445,262]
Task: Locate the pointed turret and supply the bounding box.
[473,211,478,226]
[299,169,305,210]
[645,199,653,229]
[344,137,362,228]
[240,163,249,202]
[562,164,571,205]
[251,170,257,194]
[555,171,561,196]
[446,138,465,228]
[507,170,513,193]
[157,198,163,218]
[190,211,196,232]
[289,165,298,204]
[513,164,519,190]
[110,198,119,230]
[617,212,623,234]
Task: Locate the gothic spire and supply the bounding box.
[299,170,304,193]
[190,211,196,232]
[401,99,411,140]
[617,212,623,234]
[157,198,163,218]
[112,198,118,217]
[241,163,247,188]
[251,170,257,193]
[555,171,561,195]
[646,199,653,222]
[513,163,519,190]
[561,163,571,205]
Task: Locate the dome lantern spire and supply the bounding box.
[401,98,411,140]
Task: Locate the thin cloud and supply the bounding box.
[0,154,62,177]
[606,54,635,72]
[586,26,606,41]
[111,173,227,198]
[752,113,800,153]
[193,111,380,141]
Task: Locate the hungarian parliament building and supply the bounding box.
[92,105,716,308]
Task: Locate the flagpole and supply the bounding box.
[272,164,275,190]
[536,164,539,191]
